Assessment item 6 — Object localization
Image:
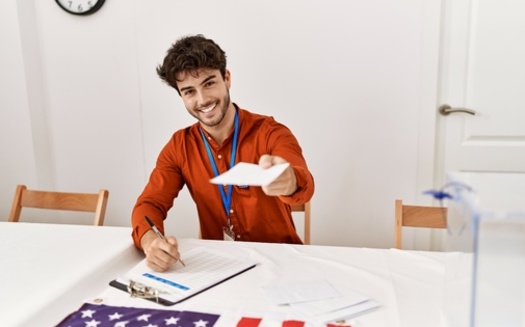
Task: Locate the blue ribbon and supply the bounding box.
[199,109,239,227]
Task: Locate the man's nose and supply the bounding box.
[196,90,209,105]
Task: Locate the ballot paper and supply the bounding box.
[110,247,257,306]
[289,287,369,315]
[262,279,341,305]
[262,280,379,324]
[210,162,290,186]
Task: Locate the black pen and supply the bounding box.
[144,216,185,267]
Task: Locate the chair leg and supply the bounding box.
[394,199,403,249]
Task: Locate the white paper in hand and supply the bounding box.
[210,162,290,186]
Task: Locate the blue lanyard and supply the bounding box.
[199,109,239,224]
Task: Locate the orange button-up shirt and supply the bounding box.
[131,106,314,248]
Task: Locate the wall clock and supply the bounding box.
[55,0,106,16]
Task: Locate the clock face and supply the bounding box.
[55,0,106,15]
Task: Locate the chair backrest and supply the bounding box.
[394,199,447,249]
[291,201,311,245]
[8,184,109,226]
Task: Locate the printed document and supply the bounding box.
[111,247,257,305]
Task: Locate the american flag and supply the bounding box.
[55,303,220,327]
[55,303,353,327]
[235,317,351,327]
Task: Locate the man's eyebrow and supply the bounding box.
[179,85,193,93]
[201,74,216,85]
[179,74,217,93]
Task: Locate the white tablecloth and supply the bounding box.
[0,222,142,327]
[0,222,471,327]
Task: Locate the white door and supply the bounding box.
[436,0,525,204]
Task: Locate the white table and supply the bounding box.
[0,222,142,327]
[0,222,471,327]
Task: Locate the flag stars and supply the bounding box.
[81,309,96,318]
[193,320,209,327]
[109,312,123,320]
[58,304,221,327]
[85,319,101,327]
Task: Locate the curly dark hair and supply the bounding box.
[156,34,227,94]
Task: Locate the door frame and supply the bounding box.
[411,0,445,250]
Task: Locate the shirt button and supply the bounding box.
[230,209,234,214]
[218,154,222,159]
[236,235,241,239]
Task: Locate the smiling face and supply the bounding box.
[177,68,233,132]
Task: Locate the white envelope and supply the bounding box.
[210,162,290,186]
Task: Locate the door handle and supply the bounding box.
[438,104,476,116]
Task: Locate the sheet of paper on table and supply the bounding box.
[262,279,379,324]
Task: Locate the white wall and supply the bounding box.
[0,0,441,248]
[0,1,39,207]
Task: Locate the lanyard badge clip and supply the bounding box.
[223,225,235,241]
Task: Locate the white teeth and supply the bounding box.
[201,103,216,113]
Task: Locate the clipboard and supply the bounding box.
[109,246,257,306]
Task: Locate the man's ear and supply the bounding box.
[224,69,232,88]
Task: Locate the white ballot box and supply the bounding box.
[441,172,525,327]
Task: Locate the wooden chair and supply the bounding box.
[394,199,447,249]
[292,201,311,245]
[8,184,109,226]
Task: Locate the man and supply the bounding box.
[132,34,314,271]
